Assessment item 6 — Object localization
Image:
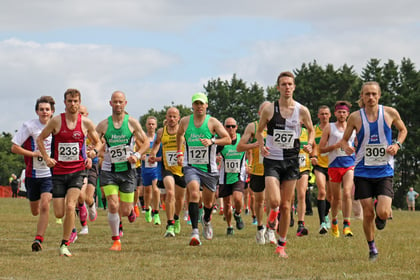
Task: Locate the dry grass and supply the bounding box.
[0,198,419,280]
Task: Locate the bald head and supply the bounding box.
[79,105,88,116]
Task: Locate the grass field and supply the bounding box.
[0,198,419,280]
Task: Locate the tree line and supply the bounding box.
[2,58,419,208]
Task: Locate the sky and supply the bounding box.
[1,0,420,134]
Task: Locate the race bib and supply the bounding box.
[273,129,295,149]
[33,149,49,170]
[298,153,307,168]
[225,159,240,173]
[144,154,158,168]
[336,147,348,157]
[188,146,209,165]
[58,143,79,162]
[165,151,178,167]
[109,144,129,164]
[365,144,388,166]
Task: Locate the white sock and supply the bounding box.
[108,212,120,237]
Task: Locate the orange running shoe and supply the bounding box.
[110,240,121,251]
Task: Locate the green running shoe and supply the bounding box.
[174,219,181,234]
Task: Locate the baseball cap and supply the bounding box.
[192,92,208,104]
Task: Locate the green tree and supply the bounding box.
[0,132,25,185]
[204,74,265,132]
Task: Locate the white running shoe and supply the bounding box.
[264,228,276,245]
[202,220,213,240]
[256,227,266,245]
[79,225,89,235]
[88,202,97,222]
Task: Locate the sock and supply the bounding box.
[332,218,338,225]
[108,212,120,237]
[167,220,174,226]
[368,240,378,254]
[61,240,70,246]
[257,225,264,231]
[204,206,213,223]
[325,200,331,216]
[174,214,179,221]
[277,236,287,247]
[188,202,199,229]
[317,200,326,224]
[298,221,304,226]
[268,208,279,223]
[35,235,44,243]
[343,218,350,227]
[139,196,144,207]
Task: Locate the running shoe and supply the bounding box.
[78,203,88,222]
[56,218,62,224]
[324,215,331,229]
[252,216,258,225]
[134,205,140,217]
[245,208,249,215]
[69,229,78,243]
[79,225,89,235]
[369,251,378,261]
[164,225,175,237]
[88,202,97,221]
[212,205,217,214]
[264,228,276,245]
[256,227,266,245]
[189,232,202,246]
[219,207,224,216]
[296,225,308,237]
[110,240,121,251]
[234,213,244,230]
[128,209,136,223]
[375,216,386,230]
[202,220,213,240]
[343,227,353,237]
[59,244,72,257]
[32,240,42,252]
[318,223,328,234]
[174,219,181,234]
[186,216,191,225]
[153,213,161,225]
[275,245,288,259]
[183,211,189,221]
[267,215,278,230]
[119,226,124,238]
[226,227,234,236]
[145,207,152,223]
[331,224,340,238]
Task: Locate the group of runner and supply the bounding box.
[11,71,407,261]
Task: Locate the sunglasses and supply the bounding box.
[226,125,236,128]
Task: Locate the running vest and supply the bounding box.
[327,123,355,168]
[102,114,135,173]
[249,120,266,176]
[161,126,183,176]
[314,124,329,168]
[299,127,311,172]
[51,113,86,175]
[266,101,301,160]
[219,134,246,184]
[12,118,52,178]
[184,114,218,173]
[354,105,394,178]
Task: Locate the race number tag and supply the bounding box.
[298,153,307,168]
[165,151,178,166]
[336,148,348,157]
[364,144,388,166]
[225,159,240,173]
[188,146,209,165]
[109,144,129,164]
[273,129,295,149]
[144,154,158,168]
[58,143,79,162]
[33,149,49,170]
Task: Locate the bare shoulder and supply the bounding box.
[96,118,109,134]
[383,106,400,118]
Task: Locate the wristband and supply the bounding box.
[309,155,318,159]
[176,151,184,158]
[93,148,98,156]
[134,152,141,160]
[211,138,215,145]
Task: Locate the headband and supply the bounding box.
[335,105,350,112]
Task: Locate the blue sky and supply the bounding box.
[1,0,420,133]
